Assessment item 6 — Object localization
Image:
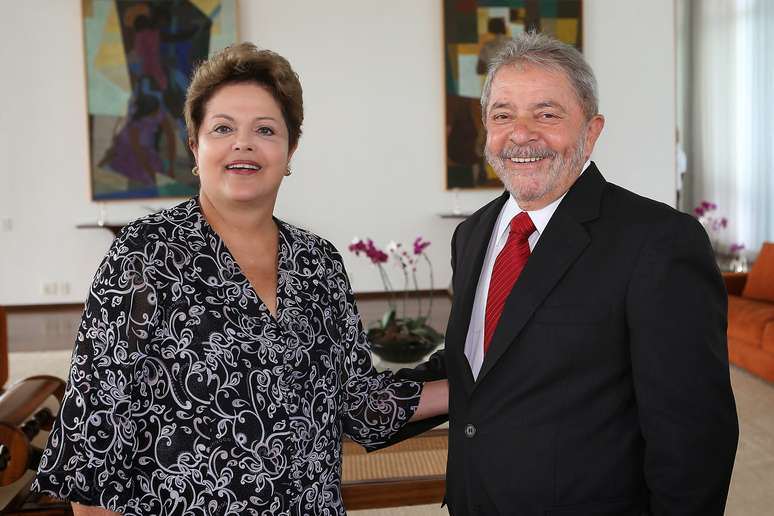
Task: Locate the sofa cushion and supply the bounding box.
[727,338,774,383]
[727,295,774,347]
[742,242,774,302]
[762,321,774,354]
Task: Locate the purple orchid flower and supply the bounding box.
[413,237,431,255]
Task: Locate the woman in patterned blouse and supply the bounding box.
[33,43,448,516]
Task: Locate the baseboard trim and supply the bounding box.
[355,289,451,300]
[4,303,85,313]
[3,289,451,312]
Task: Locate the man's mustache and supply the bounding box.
[498,146,557,160]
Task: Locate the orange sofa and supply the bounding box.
[724,242,774,383]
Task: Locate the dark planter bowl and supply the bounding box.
[370,339,438,363]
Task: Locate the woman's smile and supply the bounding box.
[225,160,262,175]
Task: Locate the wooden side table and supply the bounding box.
[341,428,447,510]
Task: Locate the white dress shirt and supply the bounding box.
[463,161,591,379]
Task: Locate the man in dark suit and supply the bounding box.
[393,33,738,515]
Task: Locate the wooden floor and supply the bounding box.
[6,298,774,515]
[2,296,453,514]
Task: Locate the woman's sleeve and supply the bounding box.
[32,226,157,512]
[325,242,423,450]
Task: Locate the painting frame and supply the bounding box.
[81,0,238,201]
[442,0,583,190]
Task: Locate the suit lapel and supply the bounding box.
[474,164,606,388]
[447,192,509,395]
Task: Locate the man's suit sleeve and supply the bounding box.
[626,213,738,515]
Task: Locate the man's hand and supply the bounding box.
[410,379,449,422]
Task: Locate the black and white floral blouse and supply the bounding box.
[33,198,422,515]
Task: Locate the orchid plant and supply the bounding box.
[693,201,746,274]
[693,201,728,239]
[693,201,744,256]
[349,236,443,361]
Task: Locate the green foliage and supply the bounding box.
[381,309,396,329]
[368,309,444,348]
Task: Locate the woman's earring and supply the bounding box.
[192,166,199,176]
[285,166,292,176]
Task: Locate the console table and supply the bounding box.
[75,223,125,237]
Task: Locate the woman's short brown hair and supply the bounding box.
[184,42,303,150]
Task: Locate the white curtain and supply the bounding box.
[688,0,774,256]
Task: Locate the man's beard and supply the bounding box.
[485,126,588,204]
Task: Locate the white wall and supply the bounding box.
[0,0,676,306]
[584,0,677,204]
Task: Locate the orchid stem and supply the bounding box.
[412,270,422,318]
[423,254,434,320]
[377,264,396,312]
[402,269,409,320]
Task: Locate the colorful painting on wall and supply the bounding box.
[443,0,582,189]
[82,0,237,200]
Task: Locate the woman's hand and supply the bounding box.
[409,379,449,422]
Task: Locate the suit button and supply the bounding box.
[464,423,476,438]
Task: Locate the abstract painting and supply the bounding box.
[443,0,583,189]
[82,0,237,200]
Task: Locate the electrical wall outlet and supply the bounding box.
[41,282,58,296]
[41,281,74,297]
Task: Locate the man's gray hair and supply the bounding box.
[480,32,599,121]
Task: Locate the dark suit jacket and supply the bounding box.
[389,163,738,516]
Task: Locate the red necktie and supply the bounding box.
[483,211,535,353]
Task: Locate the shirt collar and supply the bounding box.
[494,160,591,244]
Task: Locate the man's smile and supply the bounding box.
[509,156,546,163]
